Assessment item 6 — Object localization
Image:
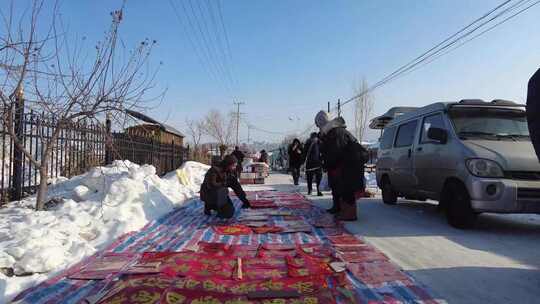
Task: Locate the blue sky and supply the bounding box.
[4,0,540,143]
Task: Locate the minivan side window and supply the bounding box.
[380,127,396,149]
[394,120,418,148]
[420,113,446,144]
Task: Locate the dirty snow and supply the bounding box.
[0,160,209,303]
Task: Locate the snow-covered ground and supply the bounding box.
[0,160,209,303]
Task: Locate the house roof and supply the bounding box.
[125,109,185,137]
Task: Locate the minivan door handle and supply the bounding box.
[408,148,412,158]
[417,147,423,152]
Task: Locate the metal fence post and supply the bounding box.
[105,116,112,165]
[11,87,24,201]
[171,140,175,171]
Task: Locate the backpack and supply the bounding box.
[344,131,369,169]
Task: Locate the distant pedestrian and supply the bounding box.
[259,149,269,164]
[527,68,540,162]
[200,155,251,218]
[315,111,367,221]
[231,146,245,176]
[288,138,303,185]
[304,132,323,196]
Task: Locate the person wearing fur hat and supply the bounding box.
[315,111,366,221]
[200,154,251,218]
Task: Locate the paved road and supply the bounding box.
[259,173,540,304]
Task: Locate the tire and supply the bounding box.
[443,181,477,229]
[381,177,398,205]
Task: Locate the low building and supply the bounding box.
[125,110,185,146]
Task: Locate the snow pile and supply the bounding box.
[0,160,209,303]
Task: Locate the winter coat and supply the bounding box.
[319,117,365,194]
[200,165,248,206]
[527,68,540,162]
[259,151,269,164]
[231,150,245,165]
[288,143,303,169]
[303,138,322,170]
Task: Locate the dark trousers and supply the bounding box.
[306,168,322,193]
[291,167,300,185]
[204,187,234,218]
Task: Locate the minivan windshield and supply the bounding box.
[449,107,529,141]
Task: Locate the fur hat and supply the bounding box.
[314,111,330,129]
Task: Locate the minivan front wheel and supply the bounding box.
[443,181,477,229]
[381,177,398,205]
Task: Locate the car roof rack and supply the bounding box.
[490,99,517,105]
[456,99,519,106]
[458,99,486,104]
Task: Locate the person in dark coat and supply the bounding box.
[288,138,303,185]
[231,146,245,176]
[200,155,251,218]
[315,111,365,221]
[527,68,540,162]
[303,132,323,196]
[259,150,269,164]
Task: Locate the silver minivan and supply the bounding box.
[375,99,540,228]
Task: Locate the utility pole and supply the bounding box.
[233,101,245,146]
[337,99,341,117]
[247,125,251,144]
[327,102,330,113]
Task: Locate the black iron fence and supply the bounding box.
[111,132,187,176]
[1,105,188,205]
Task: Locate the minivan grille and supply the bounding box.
[505,171,540,181]
[517,188,540,200]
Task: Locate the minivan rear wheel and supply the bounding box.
[381,177,398,205]
[443,181,477,229]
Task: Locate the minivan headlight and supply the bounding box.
[466,159,504,178]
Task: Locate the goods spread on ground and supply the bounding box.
[12,191,439,304]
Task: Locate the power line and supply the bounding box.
[186,0,233,95]
[192,0,235,94]
[391,0,540,82]
[205,0,238,92]
[339,0,537,109]
[298,0,538,138]
[168,0,222,90]
[216,0,238,88]
[170,0,235,97]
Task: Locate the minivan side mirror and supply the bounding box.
[427,127,448,144]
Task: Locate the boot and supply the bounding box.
[335,199,357,221]
[317,191,323,196]
[327,192,340,214]
[326,206,339,214]
[204,202,212,215]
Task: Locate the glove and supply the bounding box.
[241,197,251,209]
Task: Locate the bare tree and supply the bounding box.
[185,118,204,150]
[0,0,159,210]
[185,117,205,161]
[201,109,234,156]
[354,78,374,143]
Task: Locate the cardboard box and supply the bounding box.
[240,172,257,179]
[256,172,269,178]
[240,178,255,185]
[252,165,267,173]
